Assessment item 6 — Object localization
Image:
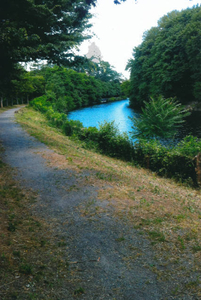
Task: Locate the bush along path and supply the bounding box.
[1,107,201,299]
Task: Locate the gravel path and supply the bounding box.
[0,108,190,299]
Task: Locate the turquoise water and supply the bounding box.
[68,99,138,137]
[68,99,201,139]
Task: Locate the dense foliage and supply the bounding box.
[0,0,98,100]
[129,5,201,109]
[72,58,123,83]
[29,65,123,113]
[0,0,128,104]
[131,96,190,140]
[29,99,200,186]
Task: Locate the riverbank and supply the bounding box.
[16,107,201,297]
[1,106,201,299]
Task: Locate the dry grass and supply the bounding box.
[13,106,201,296]
[0,147,75,299]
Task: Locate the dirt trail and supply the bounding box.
[0,108,193,299]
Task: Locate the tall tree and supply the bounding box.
[129,5,201,109]
[0,0,97,100]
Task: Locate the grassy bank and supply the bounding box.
[1,106,201,298]
[29,97,201,186]
[15,106,201,296]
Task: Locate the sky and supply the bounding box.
[79,0,201,79]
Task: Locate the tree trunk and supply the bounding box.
[21,97,24,104]
[11,98,13,106]
[6,98,8,107]
[16,97,19,105]
[27,95,29,104]
[1,97,3,108]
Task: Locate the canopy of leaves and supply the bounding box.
[0,0,127,99]
[131,95,190,140]
[0,0,97,95]
[129,5,201,109]
[71,58,123,83]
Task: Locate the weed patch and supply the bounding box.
[148,231,166,242]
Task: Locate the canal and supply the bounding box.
[68,99,201,139]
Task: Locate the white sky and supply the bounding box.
[79,0,201,79]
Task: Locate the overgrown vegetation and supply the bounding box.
[28,100,201,186]
[29,65,124,113]
[0,63,125,109]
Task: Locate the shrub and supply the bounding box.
[133,139,197,184]
[175,135,201,157]
[30,96,52,113]
[95,121,134,160]
[48,111,66,128]
[78,126,99,142]
[131,96,190,140]
[62,119,83,136]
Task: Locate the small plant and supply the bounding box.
[192,244,201,252]
[40,240,47,247]
[19,264,33,275]
[116,236,125,242]
[57,241,67,247]
[148,231,165,242]
[178,236,185,250]
[8,222,16,232]
[73,287,85,295]
[152,218,163,224]
[185,278,200,288]
[96,172,106,180]
[174,214,186,222]
[13,250,20,257]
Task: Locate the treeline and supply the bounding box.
[0,64,126,110]
[31,65,123,113]
[129,5,201,109]
[0,67,46,108]
[0,0,125,109]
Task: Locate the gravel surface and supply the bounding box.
[0,108,195,299]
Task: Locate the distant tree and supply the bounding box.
[121,80,131,98]
[34,65,122,112]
